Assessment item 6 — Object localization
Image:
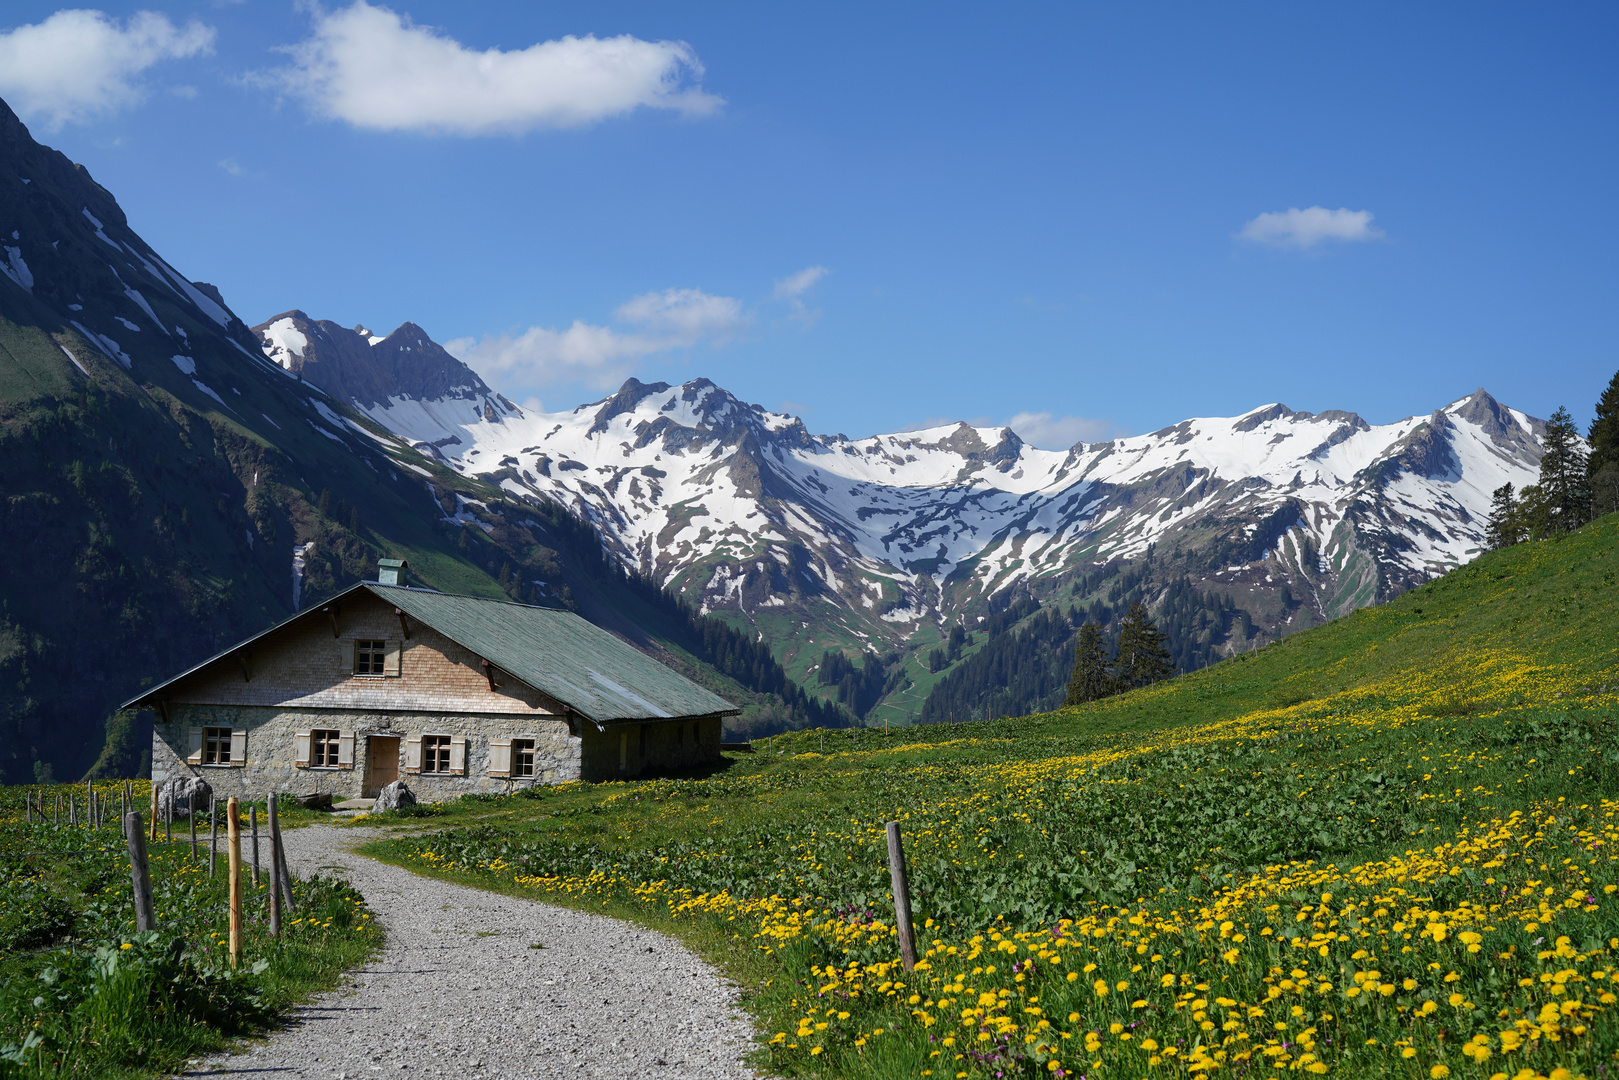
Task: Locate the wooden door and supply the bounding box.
[365,736,401,797]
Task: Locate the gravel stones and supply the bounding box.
[184,824,760,1079]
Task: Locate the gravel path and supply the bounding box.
[186,825,761,1080]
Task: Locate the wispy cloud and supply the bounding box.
[773,265,829,323]
[0,9,215,129]
[1237,206,1386,250]
[258,1,721,136]
[447,287,745,392]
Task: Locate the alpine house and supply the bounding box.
[125,561,738,801]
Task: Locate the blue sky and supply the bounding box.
[3,2,1615,445]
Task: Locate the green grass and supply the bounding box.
[0,789,381,1079]
[343,518,1618,1078]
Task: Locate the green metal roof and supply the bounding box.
[123,581,738,724]
[369,584,736,723]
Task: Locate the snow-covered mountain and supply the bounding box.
[256,317,1547,687]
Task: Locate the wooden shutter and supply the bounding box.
[186,726,204,765]
[449,737,467,776]
[339,641,355,672]
[230,729,248,766]
[385,640,402,677]
[404,734,422,773]
[488,738,511,777]
[294,731,311,767]
[337,731,355,768]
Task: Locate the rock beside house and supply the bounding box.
[373,781,416,812]
[158,776,212,820]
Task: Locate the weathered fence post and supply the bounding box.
[149,783,158,842]
[267,794,282,937]
[209,801,219,879]
[123,812,156,932]
[885,820,918,973]
[275,822,297,914]
[249,807,260,887]
[227,797,242,969]
[68,792,75,826]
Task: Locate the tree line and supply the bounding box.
[1486,371,1619,547]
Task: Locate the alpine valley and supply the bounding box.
[0,93,1550,779]
[253,311,1546,727]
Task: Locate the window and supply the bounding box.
[422,734,452,774]
[512,738,535,778]
[202,727,232,765]
[311,729,342,767]
[355,639,386,675]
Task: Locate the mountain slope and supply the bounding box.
[266,315,1546,721]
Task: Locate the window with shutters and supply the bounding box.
[354,639,386,676]
[311,729,342,767]
[422,734,452,774]
[202,727,232,765]
[512,739,535,778]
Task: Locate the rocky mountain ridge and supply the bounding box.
[256,316,1547,721]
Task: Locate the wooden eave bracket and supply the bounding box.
[323,603,340,638]
[480,658,501,692]
[236,650,253,683]
[395,607,411,639]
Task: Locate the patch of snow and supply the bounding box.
[69,321,131,369]
[59,346,88,376]
[81,208,119,249]
[1,245,32,292]
[260,412,282,430]
[171,355,196,375]
[191,380,229,408]
[122,289,166,333]
[115,316,141,332]
[260,317,308,369]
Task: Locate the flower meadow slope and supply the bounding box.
[370,516,1619,1080]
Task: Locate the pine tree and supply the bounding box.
[1588,369,1619,518]
[1517,483,1551,540]
[1064,622,1114,706]
[1485,483,1522,550]
[1588,369,1619,477]
[1114,601,1175,689]
[1538,406,1589,533]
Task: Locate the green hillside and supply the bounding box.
[367,513,1619,1079]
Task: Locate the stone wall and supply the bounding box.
[153,704,582,802]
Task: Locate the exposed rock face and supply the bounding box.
[372,780,416,812]
[158,776,212,820]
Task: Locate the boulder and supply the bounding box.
[296,792,334,812]
[157,777,212,820]
[373,780,416,812]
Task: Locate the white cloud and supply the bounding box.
[447,287,743,391]
[615,288,744,341]
[263,1,720,135]
[0,10,215,129]
[1004,412,1126,449]
[1237,206,1386,249]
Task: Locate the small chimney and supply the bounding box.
[378,558,408,586]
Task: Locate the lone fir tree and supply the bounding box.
[1485,483,1523,550]
[1589,368,1619,518]
[1064,622,1114,706]
[1538,406,1589,533]
[1114,601,1175,689]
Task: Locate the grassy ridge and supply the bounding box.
[0,787,380,1079]
[357,516,1619,1079]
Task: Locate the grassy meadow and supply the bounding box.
[0,789,380,1079]
[355,515,1619,1080]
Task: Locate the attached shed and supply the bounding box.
[125,565,738,801]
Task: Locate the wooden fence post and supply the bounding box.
[68,792,75,826]
[149,783,158,842]
[209,801,219,879]
[266,794,282,937]
[123,812,156,932]
[275,824,297,915]
[227,797,242,969]
[189,801,197,858]
[886,821,918,973]
[249,807,260,888]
